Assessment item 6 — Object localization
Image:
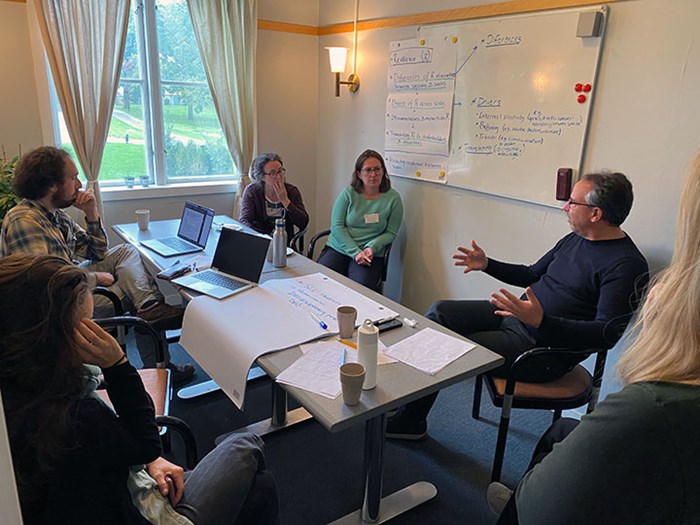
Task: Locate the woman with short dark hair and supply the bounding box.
[239,152,309,241]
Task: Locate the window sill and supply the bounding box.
[101,180,239,202]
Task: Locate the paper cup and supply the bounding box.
[337,305,358,339]
[340,362,365,406]
[135,209,150,230]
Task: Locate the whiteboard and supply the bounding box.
[417,6,607,207]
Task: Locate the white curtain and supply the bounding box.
[34,0,130,219]
[187,0,257,218]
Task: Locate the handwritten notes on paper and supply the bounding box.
[277,344,347,399]
[262,273,398,333]
[281,339,397,399]
[384,327,476,375]
[385,38,457,183]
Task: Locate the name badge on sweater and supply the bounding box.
[364,213,379,224]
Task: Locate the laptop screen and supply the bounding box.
[177,201,215,247]
[212,228,271,283]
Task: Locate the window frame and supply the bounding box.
[50,0,237,189]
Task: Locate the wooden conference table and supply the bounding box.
[113,217,503,524]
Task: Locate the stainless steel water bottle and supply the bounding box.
[272,218,287,268]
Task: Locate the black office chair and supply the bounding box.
[472,346,608,482]
[307,229,393,294]
[289,225,308,254]
[95,316,198,469]
[93,287,128,348]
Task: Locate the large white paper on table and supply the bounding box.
[384,327,476,375]
[180,286,327,408]
[262,272,398,332]
[179,272,397,408]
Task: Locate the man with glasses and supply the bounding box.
[386,171,649,440]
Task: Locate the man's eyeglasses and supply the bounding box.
[566,198,596,207]
[264,168,286,177]
[360,166,383,174]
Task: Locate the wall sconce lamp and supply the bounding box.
[327,46,360,97]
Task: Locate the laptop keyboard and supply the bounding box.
[160,237,196,251]
[193,271,248,291]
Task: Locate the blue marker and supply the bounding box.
[309,311,328,330]
[341,348,347,365]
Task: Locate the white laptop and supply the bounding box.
[141,201,215,257]
[172,227,271,300]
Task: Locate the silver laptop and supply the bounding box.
[141,201,215,257]
[172,227,271,300]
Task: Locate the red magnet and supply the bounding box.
[577,94,587,103]
[574,83,583,92]
[583,83,592,92]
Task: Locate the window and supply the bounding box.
[54,0,234,187]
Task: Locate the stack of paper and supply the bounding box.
[276,344,346,399]
[384,327,476,375]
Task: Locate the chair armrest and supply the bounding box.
[94,316,167,367]
[307,229,331,260]
[155,415,199,469]
[93,287,124,316]
[505,347,607,395]
[289,225,308,253]
[381,242,393,282]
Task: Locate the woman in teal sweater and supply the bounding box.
[318,150,403,292]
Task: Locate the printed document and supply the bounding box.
[277,343,347,398]
[384,327,476,375]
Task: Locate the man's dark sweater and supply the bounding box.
[485,232,649,348]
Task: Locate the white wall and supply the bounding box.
[256,21,319,236]
[316,0,700,313]
[0,2,43,157]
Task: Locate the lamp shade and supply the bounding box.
[327,47,348,74]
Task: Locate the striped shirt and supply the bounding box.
[0,199,108,263]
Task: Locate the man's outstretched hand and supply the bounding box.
[453,240,488,273]
[491,286,544,328]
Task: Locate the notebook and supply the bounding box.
[141,201,215,257]
[172,227,271,300]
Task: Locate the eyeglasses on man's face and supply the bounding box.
[566,198,595,207]
[264,167,286,177]
[360,166,383,174]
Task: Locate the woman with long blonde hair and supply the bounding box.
[490,151,700,524]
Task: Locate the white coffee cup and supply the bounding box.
[135,209,150,230]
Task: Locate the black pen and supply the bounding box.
[169,259,181,267]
